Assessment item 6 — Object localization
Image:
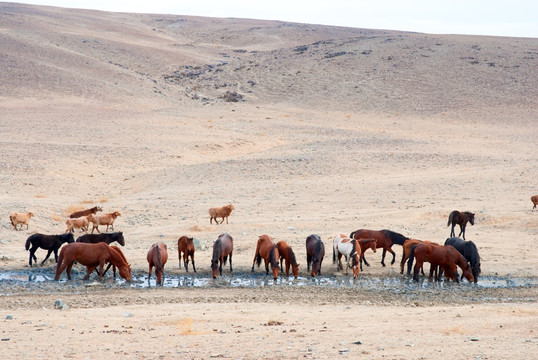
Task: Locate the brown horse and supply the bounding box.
[408,242,474,283]
[357,239,377,271]
[531,195,538,209]
[306,234,325,277]
[211,233,233,279]
[276,240,300,278]
[251,235,280,279]
[350,229,409,267]
[147,242,168,285]
[177,236,196,272]
[447,210,475,240]
[400,239,438,274]
[54,242,131,281]
[99,245,129,278]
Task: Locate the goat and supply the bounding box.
[208,204,235,224]
[10,212,34,231]
[65,216,90,233]
[88,211,121,233]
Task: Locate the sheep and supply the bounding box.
[9,212,34,231]
[88,211,121,233]
[65,216,91,233]
[208,204,235,225]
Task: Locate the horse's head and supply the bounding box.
[119,264,132,282]
[211,259,219,279]
[370,239,377,253]
[467,212,475,225]
[117,232,125,246]
[291,263,300,279]
[65,232,75,243]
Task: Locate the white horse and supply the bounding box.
[332,234,361,278]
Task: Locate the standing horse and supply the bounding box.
[211,233,233,279]
[332,234,361,278]
[400,239,438,275]
[147,242,168,285]
[444,237,481,283]
[447,210,475,240]
[407,242,473,283]
[306,234,325,277]
[251,235,280,279]
[25,233,75,267]
[177,236,196,272]
[76,232,125,246]
[357,239,377,271]
[54,242,131,281]
[350,229,409,267]
[276,240,300,278]
[531,195,538,209]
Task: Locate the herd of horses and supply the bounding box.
[17,208,481,285]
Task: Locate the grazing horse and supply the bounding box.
[357,239,377,271]
[177,236,196,272]
[444,237,481,283]
[25,233,75,267]
[531,195,538,209]
[306,234,325,277]
[332,234,361,278]
[54,242,131,281]
[76,232,125,246]
[276,240,300,278]
[251,235,280,279]
[211,233,233,279]
[407,243,474,283]
[400,239,438,275]
[447,210,475,240]
[100,245,129,278]
[147,242,168,285]
[350,229,409,267]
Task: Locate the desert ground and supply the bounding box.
[0,3,537,359]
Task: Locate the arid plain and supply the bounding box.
[1,3,537,359]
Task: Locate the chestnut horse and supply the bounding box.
[251,235,280,279]
[357,239,377,271]
[444,237,481,283]
[407,242,474,283]
[306,234,325,277]
[211,233,233,279]
[400,239,438,275]
[54,242,131,281]
[177,236,196,272]
[147,242,168,285]
[447,210,475,240]
[531,195,538,209]
[350,229,409,267]
[332,234,361,278]
[276,240,300,278]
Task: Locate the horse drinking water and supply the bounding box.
[147,242,168,285]
[444,237,481,283]
[306,234,325,277]
[332,234,361,278]
[447,210,475,240]
[211,233,233,279]
[251,235,280,279]
[276,240,300,278]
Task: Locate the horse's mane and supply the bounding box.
[380,229,408,245]
[269,245,279,269]
[288,247,298,267]
[211,239,222,269]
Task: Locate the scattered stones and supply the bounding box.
[122,312,134,317]
[5,315,13,320]
[54,299,68,310]
[221,91,243,102]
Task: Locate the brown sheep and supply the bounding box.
[531,195,538,209]
[9,212,34,231]
[65,216,90,233]
[208,204,235,225]
[88,211,121,233]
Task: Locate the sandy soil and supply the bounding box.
[0,3,537,359]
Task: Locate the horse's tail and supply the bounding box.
[447,211,454,226]
[269,245,278,269]
[332,242,336,264]
[25,236,32,251]
[349,231,356,239]
[407,244,418,275]
[255,253,262,268]
[223,255,228,266]
[156,245,163,272]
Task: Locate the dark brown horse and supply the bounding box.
[276,240,300,278]
[177,236,196,272]
[25,233,75,267]
[444,237,481,283]
[531,195,538,209]
[211,233,233,279]
[407,242,473,283]
[69,206,102,219]
[147,242,168,285]
[447,210,475,240]
[76,232,125,246]
[251,235,280,279]
[400,239,438,275]
[306,234,325,277]
[350,229,409,267]
[54,242,131,281]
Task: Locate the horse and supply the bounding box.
[177,236,196,272]
[147,242,168,285]
[54,242,131,281]
[100,245,129,278]
[531,195,538,209]
[444,237,481,283]
[332,234,361,278]
[447,210,475,240]
[306,234,325,277]
[25,233,75,267]
[76,232,125,246]
[350,229,409,267]
[400,239,438,275]
[251,235,280,279]
[276,240,300,278]
[357,239,377,271]
[211,233,233,279]
[407,242,474,283]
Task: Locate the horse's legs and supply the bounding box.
[84,266,98,280]
[381,249,387,267]
[279,257,284,272]
[191,254,196,273]
[264,258,270,275]
[450,224,455,237]
[389,248,396,265]
[219,260,223,276]
[66,263,74,280]
[229,254,233,272]
[307,254,312,271]
[178,251,182,269]
[28,248,36,267]
[413,260,423,281]
[41,250,54,266]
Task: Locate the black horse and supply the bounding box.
[76,232,125,246]
[444,237,481,283]
[25,233,75,267]
[306,234,325,277]
[447,210,475,240]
